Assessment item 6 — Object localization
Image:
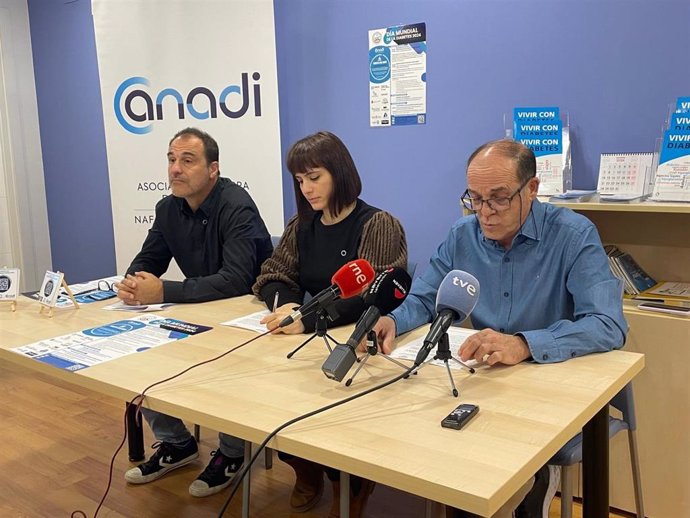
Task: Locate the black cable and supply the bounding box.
[71,329,271,518]
[216,364,416,518]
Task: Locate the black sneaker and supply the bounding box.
[188,450,244,497]
[514,464,560,518]
[124,439,199,484]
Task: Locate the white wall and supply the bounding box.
[0,0,50,291]
[0,127,14,269]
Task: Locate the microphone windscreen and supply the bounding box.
[363,267,412,314]
[331,259,375,298]
[435,270,480,323]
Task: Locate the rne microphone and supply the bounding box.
[322,267,412,381]
[414,270,480,366]
[279,259,375,328]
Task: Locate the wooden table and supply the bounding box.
[0,295,644,517]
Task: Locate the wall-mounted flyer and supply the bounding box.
[652,97,690,201]
[369,22,426,127]
[513,107,566,195]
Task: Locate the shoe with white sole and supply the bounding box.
[188,449,244,497]
[125,439,199,484]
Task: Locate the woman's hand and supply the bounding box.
[260,303,305,334]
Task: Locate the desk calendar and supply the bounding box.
[596,153,654,196]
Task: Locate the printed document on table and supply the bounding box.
[221,310,271,333]
[390,326,482,370]
[10,315,195,371]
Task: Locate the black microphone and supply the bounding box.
[413,270,480,366]
[322,267,412,381]
[279,259,375,328]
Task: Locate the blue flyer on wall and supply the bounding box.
[513,107,564,195]
[369,22,426,127]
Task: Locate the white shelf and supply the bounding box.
[622,299,690,320]
[544,198,690,214]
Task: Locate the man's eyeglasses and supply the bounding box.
[461,176,532,213]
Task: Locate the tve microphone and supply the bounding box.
[322,267,412,381]
[413,270,480,366]
[279,259,375,328]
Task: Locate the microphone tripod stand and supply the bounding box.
[345,330,412,387]
[413,332,475,397]
[287,308,340,359]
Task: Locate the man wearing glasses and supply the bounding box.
[370,139,627,518]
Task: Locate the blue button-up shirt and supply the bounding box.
[391,199,628,363]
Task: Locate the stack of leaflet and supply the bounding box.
[636,281,690,303]
[513,107,570,196]
[604,245,657,296]
[549,190,598,203]
[652,96,690,202]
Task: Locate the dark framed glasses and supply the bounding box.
[461,176,532,212]
[98,280,116,292]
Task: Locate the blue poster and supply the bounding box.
[368,22,427,127]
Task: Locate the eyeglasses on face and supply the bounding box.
[460,176,532,212]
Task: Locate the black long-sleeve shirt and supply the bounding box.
[253,199,408,332]
[126,177,273,303]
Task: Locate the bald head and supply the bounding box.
[467,139,536,183]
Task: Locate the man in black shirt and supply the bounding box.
[117,127,273,497]
[117,128,272,304]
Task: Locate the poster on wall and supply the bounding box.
[369,22,427,127]
[92,0,284,276]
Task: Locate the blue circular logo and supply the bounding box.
[369,53,391,83]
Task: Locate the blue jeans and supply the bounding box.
[141,408,245,458]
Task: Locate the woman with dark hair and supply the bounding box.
[252,131,407,517]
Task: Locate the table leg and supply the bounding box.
[426,500,444,517]
[242,442,251,518]
[126,402,144,462]
[426,500,434,518]
[582,405,609,518]
[340,471,350,518]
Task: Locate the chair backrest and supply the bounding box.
[610,382,637,431]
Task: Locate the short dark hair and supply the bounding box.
[467,139,536,183]
[286,131,362,221]
[169,127,219,165]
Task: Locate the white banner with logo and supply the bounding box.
[92,0,283,276]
